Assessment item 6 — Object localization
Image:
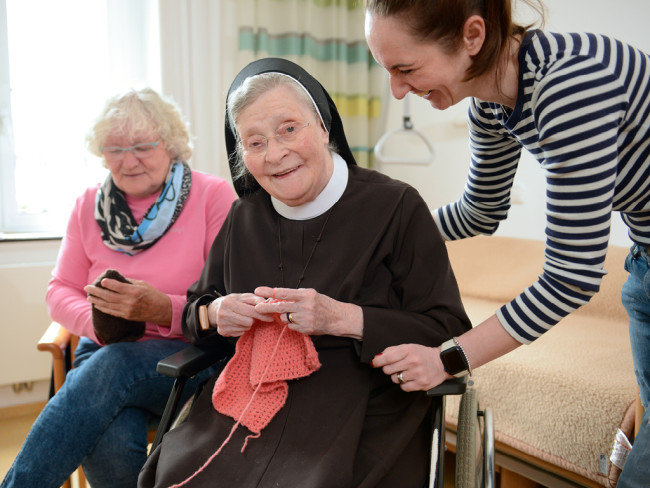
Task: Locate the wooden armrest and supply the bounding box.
[635,391,645,437]
[37,322,74,393]
[37,322,72,360]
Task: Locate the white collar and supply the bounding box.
[271,152,349,220]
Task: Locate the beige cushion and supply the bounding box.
[444,236,636,486]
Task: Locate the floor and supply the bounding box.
[1,402,457,488]
[443,453,456,488]
[0,401,88,487]
[0,402,44,477]
[0,402,45,480]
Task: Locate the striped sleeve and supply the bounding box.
[435,32,636,344]
[434,102,522,240]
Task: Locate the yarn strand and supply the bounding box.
[168,208,330,487]
[167,324,290,488]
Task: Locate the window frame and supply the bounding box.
[0,0,161,237]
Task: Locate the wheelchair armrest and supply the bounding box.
[426,376,468,397]
[156,344,227,379]
[152,343,234,452]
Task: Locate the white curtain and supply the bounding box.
[233,0,383,168]
[158,0,382,178]
[158,0,238,179]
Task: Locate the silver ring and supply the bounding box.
[397,372,405,384]
[287,312,295,324]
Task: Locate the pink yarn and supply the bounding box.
[167,310,320,488]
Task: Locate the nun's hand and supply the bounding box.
[254,287,363,339]
[208,293,273,337]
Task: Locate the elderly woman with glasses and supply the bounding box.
[1,88,236,488]
[138,58,471,488]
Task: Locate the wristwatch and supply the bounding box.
[439,338,471,377]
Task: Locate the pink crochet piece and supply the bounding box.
[168,311,320,488]
[213,314,321,438]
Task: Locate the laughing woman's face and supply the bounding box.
[365,11,475,111]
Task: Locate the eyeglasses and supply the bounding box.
[100,140,162,162]
[240,120,311,155]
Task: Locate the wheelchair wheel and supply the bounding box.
[455,386,495,488]
[455,387,478,488]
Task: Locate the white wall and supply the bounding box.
[379,0,650,247]
[0,239,59,407]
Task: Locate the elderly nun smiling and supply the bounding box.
[139,58,471,488]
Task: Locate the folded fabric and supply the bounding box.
[90,268,146,344]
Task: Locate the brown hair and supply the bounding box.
[365,0,544,80]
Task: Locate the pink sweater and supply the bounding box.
[46,170,236,344]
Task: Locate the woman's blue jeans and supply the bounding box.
[1,338,217,488]
[618,245,650,487]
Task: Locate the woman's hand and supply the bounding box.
[84,276,172,326]
[371,344,450,392]
[253,287,363,340]
[372,317,522,391]
[207,293,273,337]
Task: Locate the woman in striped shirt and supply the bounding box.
[365,1,649,485]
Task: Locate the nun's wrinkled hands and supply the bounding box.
[371,343,449,392]
[254,287,363,340]
[208,293,274,337]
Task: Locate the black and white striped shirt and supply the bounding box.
[434,30,650,343]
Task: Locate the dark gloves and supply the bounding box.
[90,269,146,344]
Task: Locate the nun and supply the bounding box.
[138,58,470,488]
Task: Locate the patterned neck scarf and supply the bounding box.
[94,161,192,255]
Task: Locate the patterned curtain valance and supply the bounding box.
[233,0,383,167]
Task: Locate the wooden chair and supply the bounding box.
[635,392,645,438]
[37,322,83,488]
[37,322,157,488]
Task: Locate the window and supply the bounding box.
[0,0,161,235]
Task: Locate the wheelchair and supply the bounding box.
[151,345,494,488]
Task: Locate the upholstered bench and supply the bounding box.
[444,236,639,488]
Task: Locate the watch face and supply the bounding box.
[440,347,466,375]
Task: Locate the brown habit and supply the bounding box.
[139,165,471,488]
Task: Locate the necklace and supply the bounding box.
[277,208,333,288]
